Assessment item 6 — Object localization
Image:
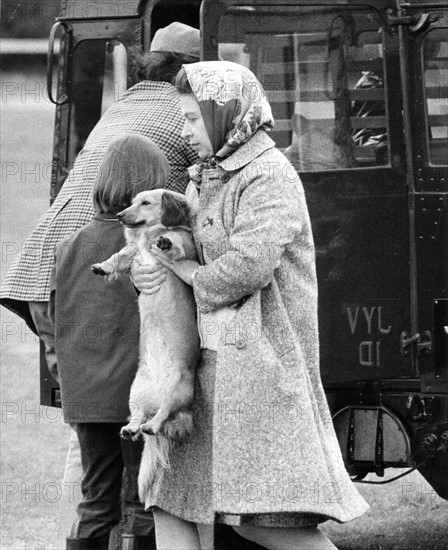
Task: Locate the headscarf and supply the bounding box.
[184,61,274,161]
[93,134,170,213]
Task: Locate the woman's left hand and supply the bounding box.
[150,245,200,286]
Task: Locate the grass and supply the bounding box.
[1,74,70,549]
[321,472,448,549]
[1,340,70,550]
[1,72,447,550]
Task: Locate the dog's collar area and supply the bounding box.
[122,219,167,229]
[121,220,146,228]
[164,225,192,233]
[93,213,121,222]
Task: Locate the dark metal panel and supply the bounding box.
[59,0,144,19]
[434,299,448,378]
[316,193,413,383]
[49,23,72,201]
[415,193,448,376]
[58,0,201,21]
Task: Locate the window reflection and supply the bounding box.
[102,40,127,114]
[218,8,388,171]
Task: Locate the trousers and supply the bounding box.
[73,423,125,538]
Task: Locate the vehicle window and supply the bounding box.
[101,40,128,114]
[68,39,127,161]
[218,7,388,171]
[423,28,448,166]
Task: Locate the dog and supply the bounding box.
[91,189,200,501]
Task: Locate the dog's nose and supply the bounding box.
[117,212,123,220]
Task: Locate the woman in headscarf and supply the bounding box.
[138,61,369,549]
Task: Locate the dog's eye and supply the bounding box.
[141,200,151,206]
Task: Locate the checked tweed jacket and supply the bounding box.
[1,81,198,326]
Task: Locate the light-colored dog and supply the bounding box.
[92,189,199,500]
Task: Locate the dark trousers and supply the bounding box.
[74,423,154,540]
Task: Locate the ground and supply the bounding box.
[1,72,447,550]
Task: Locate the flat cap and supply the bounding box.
[150,22,200,58]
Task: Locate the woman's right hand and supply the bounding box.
[131,262,167,294]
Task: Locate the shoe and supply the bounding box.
[121,533,157,550]
[215,524,265,550]
[66,535,110,550]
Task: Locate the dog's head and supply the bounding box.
[117,190,191,229]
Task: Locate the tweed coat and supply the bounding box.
[186,130,369,521]
[0,81,198,329]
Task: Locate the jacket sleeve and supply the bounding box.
[192,166,305,312]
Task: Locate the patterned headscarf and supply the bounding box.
[184,61,274,161]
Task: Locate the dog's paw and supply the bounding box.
[156,236,172,251]
[156,236,186,261]
[91,263,119,281]
[91,264,109,276]
[120,425,141,441]
[141,422,158,436]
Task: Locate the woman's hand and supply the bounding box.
[150,245,200,286]
[131,262,167,294]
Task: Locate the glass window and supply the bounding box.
[424,28,448,165]
[218,7,388,171]
[101,40,128,114]
[69,39,127,161]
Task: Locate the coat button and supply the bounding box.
[235,339,246,349]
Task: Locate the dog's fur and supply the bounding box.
[92,189,199,501]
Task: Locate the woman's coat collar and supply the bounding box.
[217,130,276,173]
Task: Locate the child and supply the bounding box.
[48,134,169,550]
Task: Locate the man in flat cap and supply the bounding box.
[0,22,200,550]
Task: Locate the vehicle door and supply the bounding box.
[202,0,413,385]
[398,1,448,388]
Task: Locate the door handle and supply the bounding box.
[46,22,71,105]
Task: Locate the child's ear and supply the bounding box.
[161,192,190,227]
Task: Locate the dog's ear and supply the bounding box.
[161,192,190,227]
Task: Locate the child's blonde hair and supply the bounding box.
[93,134,170,214]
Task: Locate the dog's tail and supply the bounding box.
[138,433,171,503]
[137,411,194,503]
[164,409,194,440]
